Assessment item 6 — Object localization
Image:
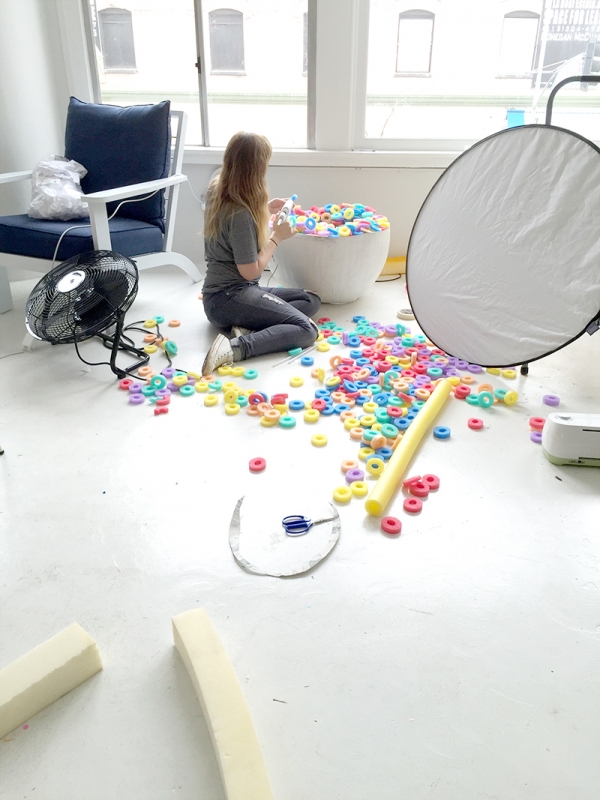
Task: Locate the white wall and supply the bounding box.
[0,0,70,215]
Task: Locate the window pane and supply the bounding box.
[396,14,433,74]
[90,0,202,145]
[365,0,600,143]
[99,9,136,71]
[201,0,308,148]
[209,9,245,73]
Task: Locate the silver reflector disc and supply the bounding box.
[407,125,600,366]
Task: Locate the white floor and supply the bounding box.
[0,267,599,800]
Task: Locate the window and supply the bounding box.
[498,11,540,76]
[98,7,136,72]
[209,8,245,74]
[396,10,434,75]
[303,12,308,76]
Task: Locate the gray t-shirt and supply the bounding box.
[203,206,259,294]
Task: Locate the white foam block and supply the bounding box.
[172,608,274,800]
[0,622,102,738]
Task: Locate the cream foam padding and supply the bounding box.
[172,608,274,800]
[0,622,102,738]
[407,125,600,366]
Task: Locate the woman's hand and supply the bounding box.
[268,197,286,214]
[271,219,297,243]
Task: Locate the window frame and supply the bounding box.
[207,7,246,76]
[97,6,137,74]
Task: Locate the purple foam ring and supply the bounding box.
[444,368,460,377]
[187,377,196,385]
[167,381,180,392]
[346,468,365,484]
[129,393,145,405]
[446,357,458,365]
[365,376,380,384]
[370,322,382,328]
[128,383,143,393]
[530,431,543,444]
[384,326,397,337]
[455,360,469,370]
[155,388,171,397]
[467,364,484,373]
[543,394,560,406]
[162,367,176,379]
[342,332,349,345]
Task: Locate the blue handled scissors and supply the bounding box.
[282,514,336,536]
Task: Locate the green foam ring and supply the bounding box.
[179,384,195,397]
[375,409,390,423]
[328,336,341,344]
[362,429,379,442]
[494,388,507,400]
[478,391,495,408]
[279,415,297,429]
[165,340,178,355]
[380,423,398,439]
[208,380,223,392]
[155,315,165,324]
[288,347,303,356]
[243,369,258,379]
[141,385,155,397]
[387,396,403,407]
[237,395,249,407]
[465,393,480,405]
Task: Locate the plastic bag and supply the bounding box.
[28,155,89,220]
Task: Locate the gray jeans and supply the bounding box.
[203,284,321,359]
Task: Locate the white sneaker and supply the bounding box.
[202,333,234,376]
[232,326,253,338]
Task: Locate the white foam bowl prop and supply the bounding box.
[274,226,390,304]
[407,125,600,366]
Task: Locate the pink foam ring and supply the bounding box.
[422,474,440,490]
[529,416,546,431]
[381,516,402,535]
[119,378,133,390]
[365,206,376,212]
[375,362,392,373]
[154,407,169,416]
[402,474,421,487]
[403,497,423,514]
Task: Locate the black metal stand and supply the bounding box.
[96,309,149,378]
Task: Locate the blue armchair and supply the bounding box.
[0,97,201,315]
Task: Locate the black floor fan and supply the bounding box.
[26,250,149,378]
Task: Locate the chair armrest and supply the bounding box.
[0,170,33,185]
[84,174,187,206]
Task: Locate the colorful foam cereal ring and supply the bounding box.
[380,424,398,439]
[530,430,543,443]
[129,393,145,405]
[228,366,243,377]
[468,417,483,430]
[168,319,181,327]
[381,516,402,535]
[195,381,209,392]
[143,319,157,328]
[358,447,375,461]
[204,394,219,406]
[243,369,258,380]
[179,385,195,397]
[359,414,376,428]
[477,383,494,393]
[461,374,476,384]
[433,425,451,439]
[422,474,440,490]
[465,394,480,406]
[150,374,167,390]
[208,380,223,392]
[543,394,560,406]
[403,497,423,513]
[256,402,272,415]
[143,334,158,343]
[454,384,471,399]
[409,480,430,498]
[349,427,365,441]
[156,395,170,406]
[264,408,281,422]
[249,457,266,473]
[333,486,352,503]
[478,391,494,408]
[224,403,241,415]
[312,398,327,411]
[414,388,431,401]
[304,409,320,423]
[369,434,386,450]
[529,416,545,430]
[317,341,330,352]
[246,405,260,416]
[260,416,278,427]
[350,480,369,497]
[143,344,158,354]
[173,373,189,386]
[366,457,385,476]
[138,366,153,377]
[141,385,156,397]
[343,417,359,430]
[503,390,518,406]
[311,433,328,447]
[279,415,296,429]
[502,369,517,379]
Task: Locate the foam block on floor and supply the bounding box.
[172,608,274,800]
[0,622,103,738]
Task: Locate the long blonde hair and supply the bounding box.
[204,132,272,252]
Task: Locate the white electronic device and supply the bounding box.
[276,194,298,225]
[542,412,600,466]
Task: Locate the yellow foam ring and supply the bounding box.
[310,211,320,220]
[143,319,157,328]
[260,416,278,427]
[365,379,452,517]
[398,357,411,366]
[222,381,237,391]
[358,447,375,461]
[366,457,385,476]
[385,356,400,365]
[359,414,376,427]
[290,376,304,387]
[339,226,351,237]
[333,486,352,503]
[304,409,320,423]
[317,367,325,382]
[316,223,325,231]
[217,365,233,375]
[225,403,241,415]
[173,373,188,386]
[447,376,461,386]
[502,369,517,379]
[273,403,288,413]
[224,389,239,405]
[363,401,378,414]
[317,342,330,352]
[503,389,519,405]
[231,366,245,377]
[350,480,369,497]
[316,333,324,341]
[344,417,360,430]
[311,434,328,447]
[326,376,341,388]
[486,367,501,375]
[372,422,383,432]
[195,381,209,392]
[296,215,307,223]
[187,370,201,380]
[204,394,219,407]
[305,400,313,410]
[330,204,341,213]
[144,344,158,354]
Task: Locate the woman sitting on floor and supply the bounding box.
[201,131,320,376]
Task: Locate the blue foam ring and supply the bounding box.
[329,228,340,236]
[347,336,361,348]
[355,395,368,405]
[349,349,362,359]
[321,404,336,415]
[353,315,366,322]
[433,425,451,440]
[343,381,358,393]
[406,411,418,420]
[289,399,306,411]
[355,381,368,390]
[301,355,315,366]
[355,357,371,367]
[324,203,333,211]
[394,417,411,431]
[304,216,317,230]
[375,447,394,461]
[315,388,331,399]
[334,404,350,414]
[374,393,389,406]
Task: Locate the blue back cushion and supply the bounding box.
[64,97,171,232]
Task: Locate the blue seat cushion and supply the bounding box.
[64,97,171,232]
[0,215,163,261]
